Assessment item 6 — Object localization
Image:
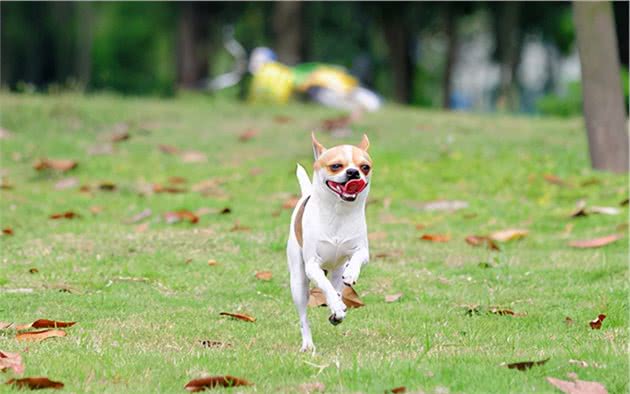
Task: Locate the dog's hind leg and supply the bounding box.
[288,244,314,352]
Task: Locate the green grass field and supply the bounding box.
[0,92,628,393]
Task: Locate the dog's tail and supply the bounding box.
[296,163,312,196]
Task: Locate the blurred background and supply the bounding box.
[1,1,628,116]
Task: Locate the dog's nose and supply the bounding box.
[346,168,360,179]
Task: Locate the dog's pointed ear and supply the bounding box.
[357,134,370,152]
[312,132,326,159]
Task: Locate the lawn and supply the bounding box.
[0,92,628,393]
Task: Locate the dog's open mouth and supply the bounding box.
[326,179,367,202]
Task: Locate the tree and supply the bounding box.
[272,1,303,65]
[573,1,628,173]
[176,2,211,89]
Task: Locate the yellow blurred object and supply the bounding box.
[249,62,294,103]
[297,66,358,94]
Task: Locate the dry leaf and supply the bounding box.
[18,319,76,330]
[273,115,292,124]
[506,358,549,371]
[544,174,567,186]
[588,206,620,215]
[16,329,66,342]
[389,387,407,394]
[385,293,403,303]
[6,377,64,390]
[465,235,500,251]
[420,234,451,242]
[185,376,252,391]
[589,314,606,330]
[230,221,250,232]
[2,228,13,236]
[546,377,607,394]
[308,287,364,308]
[238,128,260,142]
[219,312,256,323]
[199,340,232,349]
[33,159,77,172]
[191,178,223,193]
[489,229,528,242]
[489,308,526,317]
[569,235,621,249]
[168,176,187,185]
[98,181,116,191]
[220,207,231,214]
[368,232,387,241]
[565,316,574,326]
[54,177,79,190]
[207,259,218,266]
[29,268,38,274]
[570,200,620,217]
[374,249,403,259]
[164,210,199,224]
[152,184,187,194]
[0,351,24,374]
[109,126,130,142]
[158,144,180,155]
[321,114,352,131]
[49,211,80,220]
[255,271,273,281]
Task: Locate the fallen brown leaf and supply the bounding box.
[568,234,621,249]
[219,312,256,323]
[589,314,606,330]
[273,115,292,124]
[220,207,232,214]
[544,173,567,186]
[230,221,250,232]
[385,293,403,303]
[0,351,24,374]
[49,211,80,220]
[6,377,64,390]
[0,178,13,190]
[546,376,607,394]
[255,271,273,281]
[389,387,407,394]
[16,329,66,342]
[207,259,218,266]
[152,184,187,194]
[420,234,450,242]
[489,308,526,317]
[506,358,549,371]
[54,177,79,190]
[199,340,232,349]
[374,249,403,259]
[33,159,77,172]
[489,229,528,242]
[565,316,574,326]
[465,235,500,251]
[18,319,76,330]
[321,114,352,131]
[89,205,103,215]
[164,210,199,224]
[109,126,130,142]
[238,128,260,142]
[168,176,187,185]
[185,376,252,391]
[191,178,223,193]
[29,268,38,274]
[308,287,364,308]
[2,228,13,236]
[158,144,180,155]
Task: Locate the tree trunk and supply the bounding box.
[75,2,93,88]
[272,1,303,65]
[176,2,210,89]
[383,22,414,104]
[496,2,522,111]
[442,8,458,109]
[574,1,628,173]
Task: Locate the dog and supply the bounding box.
[287,132,372,352]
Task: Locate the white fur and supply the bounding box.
[287,145,371,352]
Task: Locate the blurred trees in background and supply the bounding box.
[1,1,628,115]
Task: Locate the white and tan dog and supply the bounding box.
[287,133,372,352]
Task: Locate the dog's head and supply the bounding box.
[311,132,372,202]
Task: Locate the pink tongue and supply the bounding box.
[343,179,366,194]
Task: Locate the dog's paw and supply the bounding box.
[328,300,347,325]
[342,265,360,286]
[300,341,316,353]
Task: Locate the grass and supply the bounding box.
[0,92,628,393]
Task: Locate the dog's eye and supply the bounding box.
[329,163,343,171]
[360,164,371,174]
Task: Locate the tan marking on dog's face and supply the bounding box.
[314,146,349,175]
[351,146,372,176]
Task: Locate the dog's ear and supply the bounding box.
[311,132,326,159]
[357,134,370,152]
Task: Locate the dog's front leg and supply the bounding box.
[342,248,369,286]
[304,258,347,325]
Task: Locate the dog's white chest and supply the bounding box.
[316,236,358,269]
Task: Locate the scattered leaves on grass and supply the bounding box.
[6,377,64,390]
[308,287,365,308]
[565,316,574,326]
[489,308,526,317]
[570,200,620,217]
[97,181,116,191]
[388,387,407,394]
[506,358,549,371]
[49,211,80,220]
[17,319,75,330]
[2,228,13,236]
[589,314,606,330]
[255,271,273,281]
[158,144,180,155]
[29,268,38,274]
[546,376,607,394]
[152,183,187,194]
[229,221,250,232]
[164,210,199,224]
[543,173,567,186]
[199,340,232,349]
[238,128,260,142]
[54,177,79,190]
[489,229,528,242]
[385,293,403,303]
[16,329,66,342]
[282,195,300,209]
[0,351,24,374]
[219,312,256,323]
[33,159,77,172]
[321,113,352,131]
[168,176,187,185]
[109,127,130,143]
[420,234,450,242]
[207,259,218,266]
[0,178,13,190]
[465,235,500,251]
[220,207,231,214]
[568,234,621,249]
[125,208,152,224]
[185,376,252,391]
[191,178,223,193]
